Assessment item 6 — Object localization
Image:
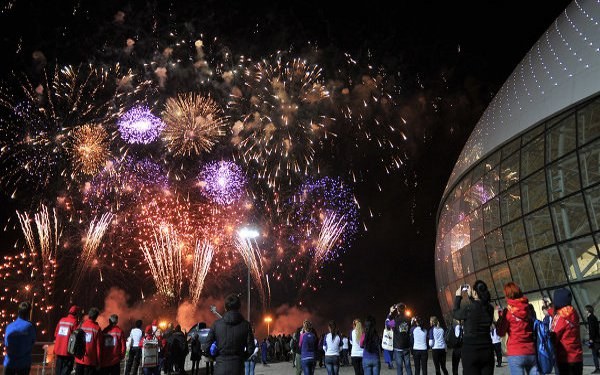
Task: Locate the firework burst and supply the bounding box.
[229,55,334,191]
[118,106,165,144]
[161,93,227,157]
[198,160,246,205]
[69,124,111,177]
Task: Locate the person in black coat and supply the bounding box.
[586,305,600,373]
[452,280,494,375]
[206,293,255,375]
[168,325,187,375]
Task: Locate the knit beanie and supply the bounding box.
[553,288,572,310]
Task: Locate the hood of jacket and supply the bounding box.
[507,297,530,320]
[223,310,245,325]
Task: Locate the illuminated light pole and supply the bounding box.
[238,227,259,323]
[264,316,273,337]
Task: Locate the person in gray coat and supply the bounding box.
[206,294,255,375]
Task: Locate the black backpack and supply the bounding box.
[67,328,86,358]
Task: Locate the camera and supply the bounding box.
[461,284,469,291]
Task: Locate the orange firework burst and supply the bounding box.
[69,124,111,176]
[161,93,227,157]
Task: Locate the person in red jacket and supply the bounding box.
[551,288,583,375]
[496,282,537,375]
[54,305,83,375]
[100,314,126,375]
[75,307,103,375]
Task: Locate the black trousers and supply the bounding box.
[4,367,30,375]
[100,364,120,375]
[451,348,462,375]
[56,355,75,375]
[351,356,364,375]
[557,362,583,375]
[413,349,428,375]
[432,349,449,375]
[492,343,502,366]
[75,364,98,375]
[461,347,494,375]
[125,347,142,375]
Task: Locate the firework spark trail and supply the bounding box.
[189,239,214,304]
[16,205,60,264]
[161,93,227,157]
[234,236,269,309]
[141,225,183,304]
[314,212,347,264]
[72,212,114,289]
[69,124,111,177]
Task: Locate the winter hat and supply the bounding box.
[68,305,80,315]
[553,288,572,310]
[152,319,158,326]
[146,325,153,334]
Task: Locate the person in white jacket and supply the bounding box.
[412,317,428,375]
[350,318,364,375]
[428,316,449,375]
[323,320,342,375]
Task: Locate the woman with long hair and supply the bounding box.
[452,280,495,375]
[323,320,341,375]
[361,315,381,375]
[411,317,428,375]
[429,316,449,375]
[300,320,318,375]
[350,318,364,375]
[496,282,536,375]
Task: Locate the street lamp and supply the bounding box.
[264,316,273,337]
[238,227,259,323]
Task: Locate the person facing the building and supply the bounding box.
[3,302,36,375]
[385,303,412,375]
[206,293,255,375]
[360,315,380,375]
[489,323,502,368]
[54,305,82,375]
[452,280,494,375]
[323,320,341,375]
[299,320,318,375]
[99,314,126,375]
[411,317,428,375]
[450,320,463,375]
[350,318,364,375]
[551,288,583,375]
[585,305,600,374]
[124,319,143,375]
[496,282,536,375]
[75,307,103,375]
[428,316,449,375]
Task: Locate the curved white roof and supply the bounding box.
[444,0,600,198]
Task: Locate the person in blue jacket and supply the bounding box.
[4,302,37,375]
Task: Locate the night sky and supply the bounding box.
[0,0,572,333]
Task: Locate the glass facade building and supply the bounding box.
[435,0,600,325]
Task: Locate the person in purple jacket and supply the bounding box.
[299,320,318,375]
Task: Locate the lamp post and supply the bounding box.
[238,227,259,323]
[264,316,273,337]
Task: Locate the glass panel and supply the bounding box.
[500,152,520,191]
[550,194,591,241]
[531,247,568,288]
[502,137,521,160]
[521,136,545,178]
[578,138,600,188]
[522,123,545,145]
[571,280,600,322]
[521,169,547,214]
[447,254,459,283]
[450,250,462,281]
[509,255,538,293]
[577,97,600,146]
[485,152,501,172]
[471,237,488,272]
[483,198,501,234]
[585,185,600,232]
[470,209,484,240]
[546,152,581,202]
[491,262,512,299]
[524,208,556,251]
[503,220,529,259]
[461,245,475,277]
[500,185,522,224]
[482,165,500,201]
[559,235,600,281]
[546,113,576,162]
[476,268,498,299]
[485,229,506,266]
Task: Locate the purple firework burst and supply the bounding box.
[118,106,165,144]
[198,161,246,205]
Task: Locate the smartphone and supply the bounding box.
[461,284,469,291]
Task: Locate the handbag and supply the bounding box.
[381,327,394,351]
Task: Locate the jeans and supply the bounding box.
[325,355,340,375]
[244,360,256,375]
[351,357,364,375]
[413,349,428,375]
[432,349,449,375]
[142,367,160,375]
[301,359,316,375]
[295,354,302,375]
[394,350,412,375]
[363,357,381,375]
[507,355,538,375]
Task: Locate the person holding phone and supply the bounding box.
[452,281,495,375]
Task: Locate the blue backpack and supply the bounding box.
[534,319,555,374]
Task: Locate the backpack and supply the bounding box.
[67,328,86,358]
[142,338,160,368]
[445,325,462,349]
[534,319,555,374]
